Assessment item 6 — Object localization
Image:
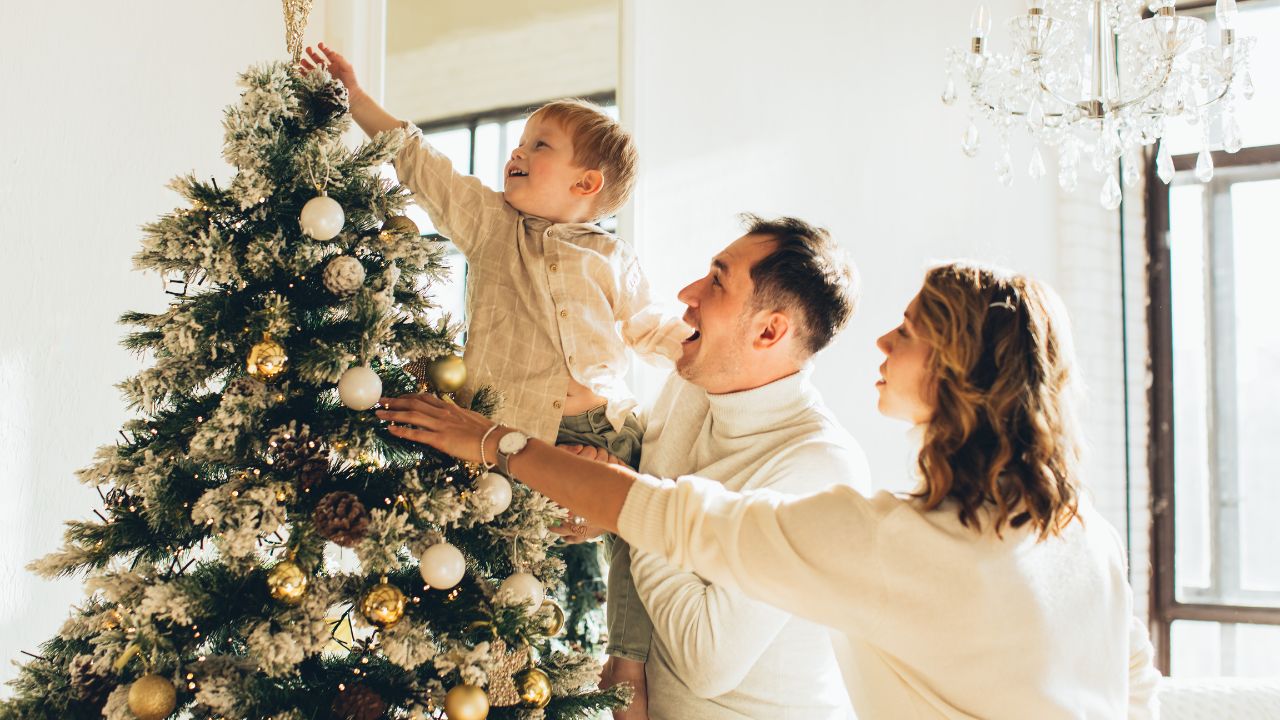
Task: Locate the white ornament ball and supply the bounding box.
[419,542,466,589]
[497,572,544,613]
[323,255,366,296]
[475,472,513,515]
[338,366,382,410]
[300,194,345,240]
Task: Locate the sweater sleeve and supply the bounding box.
[619,469,891,636]
[615,255,693,365]
[1127,615,1162,719]
[393,123,517,257]
[626,442,855,698]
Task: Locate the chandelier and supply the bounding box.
[945,0,1256,208]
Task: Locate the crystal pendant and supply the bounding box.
[1223,115,1242,154]
[1027,98,1045,131]
[961,122,980,158]
[1123,158,1141,187]
[1101,174,1123,210]
[1028,146,1046,180]
[1156,141,1175,184]
[1195,147,1215,182]
[1058,163,1078,192]
[1241,71,1254,100]
[942,77,958,106]
[996,150,1014,187]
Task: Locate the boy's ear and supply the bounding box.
[572,169,604,198]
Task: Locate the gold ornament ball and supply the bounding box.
[127,673,177,720]
[443,683,489,720]
[427,355,467,393]
[266,560,309,606]
[380,215,420,240]
[515,667,552,709]
[359,582,407,629]
[537,599,566,637]
[246,337,288,381]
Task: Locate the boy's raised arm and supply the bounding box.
[302,43,401,138]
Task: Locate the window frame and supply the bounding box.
[1146,131,1280,673]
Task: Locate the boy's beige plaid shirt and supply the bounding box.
[395,125,692,442]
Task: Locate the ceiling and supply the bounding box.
[387,0,617,55]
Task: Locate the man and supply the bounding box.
[586,215,868,719]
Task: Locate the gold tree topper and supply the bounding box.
[282,0,316,62]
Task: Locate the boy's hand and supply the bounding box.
[300,43,361,93]
[600,657,649,720]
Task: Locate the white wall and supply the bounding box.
[0,0,329,691]
[623,0,1064,490]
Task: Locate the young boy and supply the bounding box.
[302,44,682,719]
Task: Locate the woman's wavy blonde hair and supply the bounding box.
[912,262,1082,539]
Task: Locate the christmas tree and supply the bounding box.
[0,59,627,720]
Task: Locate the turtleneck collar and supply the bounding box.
[704,365,819,440]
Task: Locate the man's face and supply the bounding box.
[675,233,778,393]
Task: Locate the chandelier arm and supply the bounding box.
[1108,57,1178,113]
[1026,58,1091,115]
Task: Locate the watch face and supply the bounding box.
[499,431,529,455]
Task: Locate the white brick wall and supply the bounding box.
[1054,167,1153,620]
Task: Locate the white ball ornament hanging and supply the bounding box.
[418,542,466,589]
[323,255,366,297]
[474,472,512,515]
[300,194,345,240]
[338,366,382,410]
[497,572,544,613]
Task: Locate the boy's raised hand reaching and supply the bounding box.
[299,42,402,137]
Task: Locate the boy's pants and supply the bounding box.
[556,405,652,662]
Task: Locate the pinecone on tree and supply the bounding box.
[67,655,111,708]
[330,683,386,720]
[268,423,321,473]
[298,457,330,493]
[313,491,370,546]
[307,81,349,129]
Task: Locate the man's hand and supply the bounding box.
[600,656,649,720]
[299,43,361,93]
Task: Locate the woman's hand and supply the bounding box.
[299,43,361,92]
[377,393,495,464]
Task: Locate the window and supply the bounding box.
[398,94,619,332]
[1147,0,1280,677]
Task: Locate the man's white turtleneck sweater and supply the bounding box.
[632,368,866,720]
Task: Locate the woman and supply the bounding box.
[379,262,1161,719]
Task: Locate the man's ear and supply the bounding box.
[753,311,791,351]
[572,169,604,198]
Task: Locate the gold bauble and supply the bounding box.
[127,673,177,720]
[246,336,288,381]
[443,684,489,720]
[359,581,407,629]
[379,215,420,240]
[266,560,309,606]
[427,355,467,393]
[515,667,552,709]
[537,599,566,637]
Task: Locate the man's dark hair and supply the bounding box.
[742,213,859,356]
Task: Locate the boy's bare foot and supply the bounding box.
[600,656,649,720]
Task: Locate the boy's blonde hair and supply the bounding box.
[529,99,638,219]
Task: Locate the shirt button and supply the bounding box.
[568,355,575,365]
[549,263,558,272]
[560,309,568,318]
[553,400,563,409]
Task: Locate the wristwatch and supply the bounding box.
[496,430,530,479]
